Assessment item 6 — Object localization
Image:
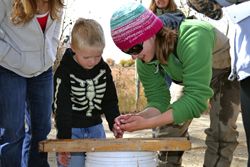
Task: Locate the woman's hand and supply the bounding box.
[117,114,147,132]
[114,109,161,132]
[114,108,173,132]
[114,114,148,132]
[57,152,71,167]
[113,114,133,137]
[114,114,134,126]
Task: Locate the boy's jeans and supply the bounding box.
[57,124,106,167]
[0,66,52,167]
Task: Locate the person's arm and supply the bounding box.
[0,1,22,63]
[169,20,214,124]
[101,64,121,137]
[117,108,173,132]
[53,65,72,139]
[137,107,162,118]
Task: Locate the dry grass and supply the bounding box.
[111,66,147,114]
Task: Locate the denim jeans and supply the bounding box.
[0,66,53,167]
[240,76,250,167]
[57,124,106,167]
[22,108,32,167]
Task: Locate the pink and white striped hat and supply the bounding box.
[110,2,163,51]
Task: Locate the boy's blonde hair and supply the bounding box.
[11,0,64,25]
[149,0,178,13]
[71,18,105,51]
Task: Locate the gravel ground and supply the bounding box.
[47,113,247,167]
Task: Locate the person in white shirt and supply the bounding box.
[0,0,64,166]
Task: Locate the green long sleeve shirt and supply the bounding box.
[137,19,215,124]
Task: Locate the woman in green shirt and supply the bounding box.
[111,2,240,167]
[111,2,213,130]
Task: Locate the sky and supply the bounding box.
[63,0,151,63]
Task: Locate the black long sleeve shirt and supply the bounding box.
[53,48,120,139]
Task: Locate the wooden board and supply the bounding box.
[39,137,191,152]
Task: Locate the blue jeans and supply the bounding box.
[57,124,106,167]
[240,76,250,167]
[22,107,32,167]
[0,66,53,167]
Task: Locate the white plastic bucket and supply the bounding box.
[85,151,157,167]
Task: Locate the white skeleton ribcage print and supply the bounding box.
[69,69,106,117]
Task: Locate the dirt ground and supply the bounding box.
[47,113,247,167]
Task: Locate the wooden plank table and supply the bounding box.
[39,137,191,152]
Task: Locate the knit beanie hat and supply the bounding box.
[110,2,163,51]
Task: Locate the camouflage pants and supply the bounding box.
[154,68,240,167]
[204,68,240,167]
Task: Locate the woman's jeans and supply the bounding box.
[57,124,106,167]
[0,66,53,167]
[240,76,250,167]
[22,107,32,167]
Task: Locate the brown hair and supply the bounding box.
[149,0,179,64]
[149,0,178,14]
[11,0,64,25]
[71,18,105,51]
[155,27,177,64]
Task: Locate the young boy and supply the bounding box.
[53,18,122,167]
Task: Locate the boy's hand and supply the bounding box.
[58,152,71,167]
[113,125,124,138]
[113,114,133,138]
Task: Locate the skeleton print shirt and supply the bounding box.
[53,48,120,139]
